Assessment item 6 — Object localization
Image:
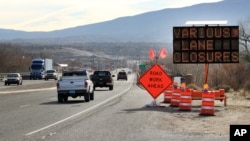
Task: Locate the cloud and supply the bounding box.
[0,0,223,31]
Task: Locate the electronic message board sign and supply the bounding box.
[173,26,239,63]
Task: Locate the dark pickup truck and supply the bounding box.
[91,71,114,90]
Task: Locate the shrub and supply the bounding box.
[244,81,250,91]
[214,85,231,92]
[187,83,200,90]
[243,81,250,97]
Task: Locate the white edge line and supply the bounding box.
[0,87,56,94]
[20,104,31,108]
[25,77,134,136]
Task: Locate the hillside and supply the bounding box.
[0,0,249,42]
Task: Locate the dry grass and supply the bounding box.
[186,83,201,90]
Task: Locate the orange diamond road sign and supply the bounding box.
[139,64,173,99]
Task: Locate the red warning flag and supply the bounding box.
[159,48,167,58]
[149,47,155,60]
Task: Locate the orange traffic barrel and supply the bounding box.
[163,85,173,103]
[200,91,215,115]
[170,87,180,107]
[179,89,192,111]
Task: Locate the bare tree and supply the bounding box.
[221,64,247,90]
[0,43,32,73]
[239,18,250,62]
[209,64,224,88]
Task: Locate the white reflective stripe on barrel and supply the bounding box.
[179,103,191,106]
[171,99,179,102]
[202,98,214,101]
[172,93,180,96]
[180,96,191,99]
[201,106,214,110]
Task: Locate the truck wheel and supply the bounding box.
[90,91,94,100]
[84,93,90,102]
[58,94,63,103]
[109,86,113,90]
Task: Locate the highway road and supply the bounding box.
[0,73,228,141]
[0,73,136,141]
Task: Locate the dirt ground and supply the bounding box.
[156,92,250,136]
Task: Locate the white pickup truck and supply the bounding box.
[56,70,94,103]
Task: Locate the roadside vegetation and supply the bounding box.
[0,43,32,73]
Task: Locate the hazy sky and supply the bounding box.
[0,0,222,31]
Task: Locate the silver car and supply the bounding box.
[44,70,58,80]
[5,73,23,85]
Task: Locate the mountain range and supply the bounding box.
[0,0,249,43]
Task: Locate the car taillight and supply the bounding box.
[85,81,88,88]
[109,77,112,82]
[57,82,59,89]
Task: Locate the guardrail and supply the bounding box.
[0,73,8,81]
[0,72,62,81]
[0,72,30,81]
